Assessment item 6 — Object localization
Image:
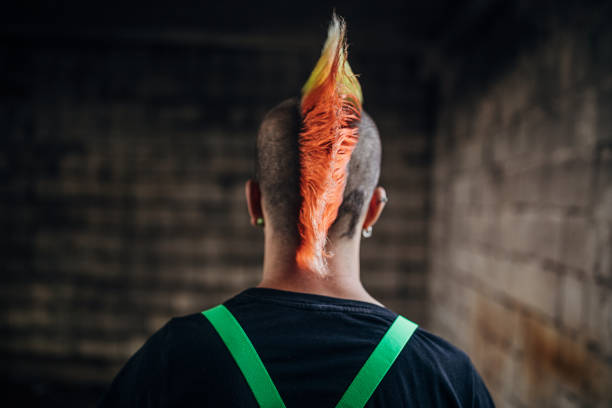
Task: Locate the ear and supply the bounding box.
[362,186,387,231]
[245,179,263,227]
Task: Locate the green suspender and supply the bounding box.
[202,304,418,408]
[202,305,287,408]
[334,315,418,408]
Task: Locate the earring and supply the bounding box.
[362,226,372,238]
[256,217,264,227]
[379,196,388,204]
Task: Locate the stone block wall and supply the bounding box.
[428,12,612,407]
[5,2,609,407]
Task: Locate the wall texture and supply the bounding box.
[0,24,432,405]
[429,10,612,408]
[3,2,610,407]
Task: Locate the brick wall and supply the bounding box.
[0,25,432,405]
[428,8,612,407]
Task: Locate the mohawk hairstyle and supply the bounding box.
[296,14,363,275]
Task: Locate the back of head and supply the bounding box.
[255,15,382,275]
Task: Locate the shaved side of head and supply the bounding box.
[331,111,381,239]
[255,98,381,244]
[255,98,302,243]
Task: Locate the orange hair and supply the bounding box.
[296,15,363,274]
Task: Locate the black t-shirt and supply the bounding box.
[98,288,495,407]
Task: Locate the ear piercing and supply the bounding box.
[256,217,265,226]
[362,226,372,238]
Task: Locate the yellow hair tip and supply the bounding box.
[301,14,362,106]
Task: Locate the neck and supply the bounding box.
[256,229,383,307]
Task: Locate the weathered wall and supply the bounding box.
[5,2,609,407]
[429,10,612,407]
[0,24,432,405]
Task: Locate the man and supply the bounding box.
[99,16,494,407]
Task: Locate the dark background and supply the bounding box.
[1,1,611,407]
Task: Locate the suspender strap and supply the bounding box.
[202,305,287,408]
[334,315,418,408]
[202,305,418,408]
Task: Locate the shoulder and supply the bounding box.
[98,313,229,407]
[158,313,228,365]
[393,327,495,407]
[405,327,473,371]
